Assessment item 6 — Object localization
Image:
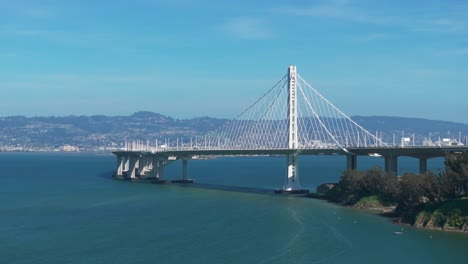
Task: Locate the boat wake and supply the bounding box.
[259,208,305,264]
[259,209,354,264]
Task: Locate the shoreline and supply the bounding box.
[307,194,468,235]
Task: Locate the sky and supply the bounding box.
[0,0,467,123]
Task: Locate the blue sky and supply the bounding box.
[1,0,467,123]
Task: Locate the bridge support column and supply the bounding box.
[286,154,300,190]
[419,158,428,174]
[151,157,167,183]
[172,158,194,183]
[183,159,188,180]
[384,156,398,176]
[128,156,140,179]
[346,155,357,170]
[139,156,146,176]
[141,156,151,176]
[151,158,168,184]
[124,156,129,172]
[276,66,308,194]
[151,156,159,178]
[276,154,308,194]
[146,156,153,172]
[116,155,124,176]
[155,159,164,179]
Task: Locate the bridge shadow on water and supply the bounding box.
[101,172,311,197]
[98,171,117,180]
[166,182,313,197]
[174,182,278,196]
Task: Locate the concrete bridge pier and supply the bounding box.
[172,158,194,183]
[147,156,154,172]
[149,157,173,183]
[152,157,164,179]
[141,156,147,175]
[275,154,308,194]
[384,156,398,176]
[127,156,140,179]
[138,156,145,176]
[140,156,152,176]
[419,158,428,174]
[150,156,157,178]
[183,159,188,180]
[124,156,130,173]
[346,155,358,170]
[116,155,124,176]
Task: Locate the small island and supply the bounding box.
[314,152,468,233]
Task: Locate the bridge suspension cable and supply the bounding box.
[295,74,387,149]
[197,67,387,151]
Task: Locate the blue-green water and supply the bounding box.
[1,153,467,264]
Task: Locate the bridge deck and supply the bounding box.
[113,146,468,159]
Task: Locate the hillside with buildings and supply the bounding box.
[0,112,467,151]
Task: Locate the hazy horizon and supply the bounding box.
[1,110,467,125]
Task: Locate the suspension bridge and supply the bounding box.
[112,66,468,193]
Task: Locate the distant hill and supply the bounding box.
[352,116,468,144]
[0,111,227,150]
[0,111,467,151]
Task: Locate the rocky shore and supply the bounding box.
[311,183,468,234]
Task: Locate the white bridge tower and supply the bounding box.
[283,65,304,192]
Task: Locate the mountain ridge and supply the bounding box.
[1,111,467,151]
[2,112,466,125]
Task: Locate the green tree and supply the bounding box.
[431,211,446,228]
[361,167,384,194]
[446,208,465,228]
[442,153,468,198]
[326,169,365,205]
[380,173,401,203]
[398,172,441,210]
[326,167,400,205]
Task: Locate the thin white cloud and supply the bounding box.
[406,67,466,77]
[220,18,272,40]
[19,6,55,18]
[275,1,468,34]
[351,33,393,42]
[0,24,192,51]
[412,18,468,34]
[0,52,17,57]
[437,48,468,56]
[140,0,200,7]
[0,27,50,37]
[0,2,56,18]
[276,1,397,26]
[454,48,468,55]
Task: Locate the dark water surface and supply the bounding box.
[1,152,466,263]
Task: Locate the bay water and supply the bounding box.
[1,152,467,263]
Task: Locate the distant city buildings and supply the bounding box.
[0,113,466,152]
[61,145,79,152]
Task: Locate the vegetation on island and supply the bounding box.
[322,153,468,232]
